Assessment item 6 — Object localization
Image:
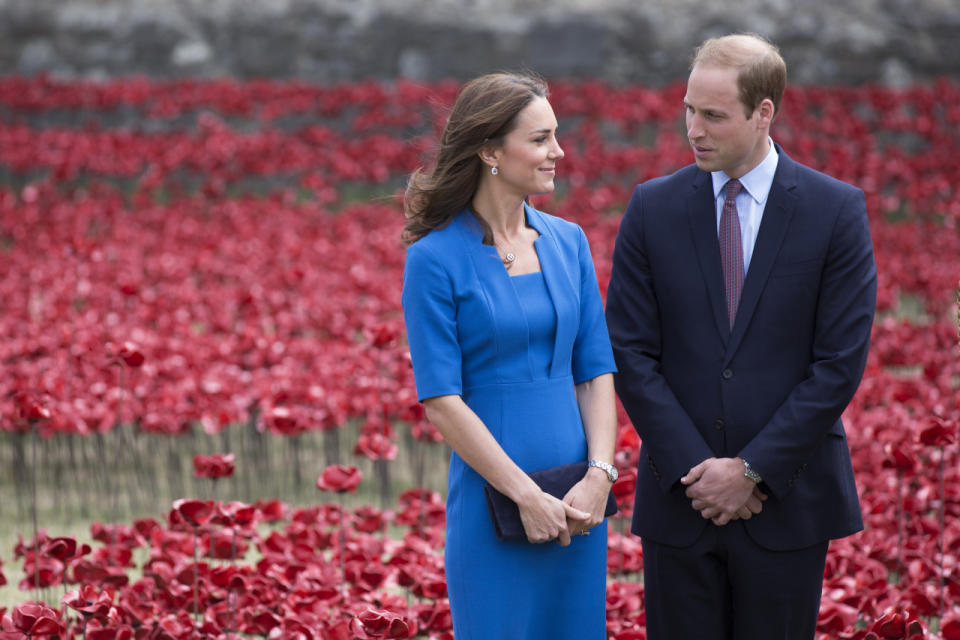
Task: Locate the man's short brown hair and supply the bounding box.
[692,33,787,119]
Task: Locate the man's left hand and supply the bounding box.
[681,457,767,525]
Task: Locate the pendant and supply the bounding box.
[503,252,516,268]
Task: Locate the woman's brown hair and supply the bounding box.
[402,72,548,245]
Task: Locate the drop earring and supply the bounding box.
[491,167,498,176]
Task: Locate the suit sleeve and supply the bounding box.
[571,225,618,384]
[737,187,877,498]
[401,242,463,402]
[605,185,715,491]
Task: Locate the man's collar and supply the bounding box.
[711,138,779,203]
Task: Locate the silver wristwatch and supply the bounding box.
[743,460,763,484]
[588,459,618,483]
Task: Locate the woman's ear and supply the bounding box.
[477,144,500,170]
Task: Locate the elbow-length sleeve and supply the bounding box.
[571,226,617,384]
[401,242,463,402]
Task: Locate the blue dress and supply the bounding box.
[401,205,617,639]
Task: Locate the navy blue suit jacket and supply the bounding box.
[605,146,877,551]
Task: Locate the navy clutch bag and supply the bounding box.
[483,461,618,542]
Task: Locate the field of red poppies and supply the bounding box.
[1,75,959,639]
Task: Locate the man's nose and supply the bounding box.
[686,114,704,139]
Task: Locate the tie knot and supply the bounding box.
[725,179,742,201]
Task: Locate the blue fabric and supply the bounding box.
[510,271,555,375]
[401,204,616,639]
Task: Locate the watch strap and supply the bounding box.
[588,459,618,483]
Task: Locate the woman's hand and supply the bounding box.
[562,467,612,535]
[572,374,617,536]
[516,489,590,546]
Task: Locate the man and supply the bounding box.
[605,33,877,639]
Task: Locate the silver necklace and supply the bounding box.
[471,208,520,269]
[494,241,517,269]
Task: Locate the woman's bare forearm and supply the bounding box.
[423,394,540,504]
[575,373,617,470]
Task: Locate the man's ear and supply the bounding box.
[757,98,775,127]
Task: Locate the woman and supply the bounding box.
[401,72,618,639]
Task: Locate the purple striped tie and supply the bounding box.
[720,179,744,329]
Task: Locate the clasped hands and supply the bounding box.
[681,457,767,526]
[517,471,610,546]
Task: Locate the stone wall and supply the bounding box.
[1,0,958,86]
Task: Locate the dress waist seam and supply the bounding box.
[462,375,573,392]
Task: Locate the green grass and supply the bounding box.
[0,421,450,610]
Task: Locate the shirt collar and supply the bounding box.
[711,138,779,204]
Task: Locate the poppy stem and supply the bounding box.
[418,485,427,533]
[11,431,28,522]
[938,445,945,617]
[616,516,625,578]
[282,435,297,495]
[229,524,238,634]
[228,590,237,639]
[323,423,340,467]
[339,494,347,602]
[376,457,390,512]
[111,364,127,567]
[31,419,40,595]
[896,469,903,581]
[376,348,392,511]
[193,523,201,625]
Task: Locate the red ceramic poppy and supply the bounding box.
[117,341,145,368]
[354,431,399,461]
[941,609,960,640]
[354,607,418,639]
[14,392,51,422]
[254,499,288,522]
[63,585,115,618]
[881,444,916,474]
[172,499,215,527]
[370,324,399,349]
[2,602,64,638]
[316,464,363,493]
[920,418,956,446]
[193,452,236,479]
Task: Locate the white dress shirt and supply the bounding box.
[712,139,779,274]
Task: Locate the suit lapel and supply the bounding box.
[724,150,800,363]
[686,171,730,346]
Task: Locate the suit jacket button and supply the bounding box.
[721,369,733,380]
[713,419,725,430]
